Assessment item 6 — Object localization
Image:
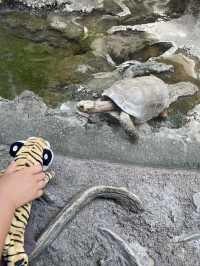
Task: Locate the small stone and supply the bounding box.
[162,53,197,79]
[174,232,200,243]
[193,192,200,212]
[47,15,85,41]
[122,60,174,78]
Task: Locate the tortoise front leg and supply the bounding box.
[119,112,139,139]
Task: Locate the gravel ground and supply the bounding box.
[1,148,200,266]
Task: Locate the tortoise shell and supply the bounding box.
[102,75,170,123]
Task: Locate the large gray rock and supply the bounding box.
[125,12,200,59]
[0,90,200,169]
[47,14,86,41]
[11,0,187,18]
[91,30,160,64]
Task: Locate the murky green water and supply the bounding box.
[0,8,200,127]
[156,51,200,127]
[0,10,113,106]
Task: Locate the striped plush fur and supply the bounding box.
[1,137,54,266]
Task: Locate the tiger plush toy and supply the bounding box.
[1,137,54,266]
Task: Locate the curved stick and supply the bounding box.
[98,227,154,266]
[30,186,144,261]
[98,227,138,265]
[174,232,200,243]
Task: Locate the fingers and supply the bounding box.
[35,172,46,182]
[6,163,43,176]
[38,180,47,189]
[32,189,44,200]
[5,161,17,174]
[37,190,43,198]
[25,164,43,174]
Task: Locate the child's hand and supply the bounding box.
[0,161,46,209]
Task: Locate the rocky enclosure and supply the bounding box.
[0,0,200,265]
[0,91,200,265]
[1,91,200,168]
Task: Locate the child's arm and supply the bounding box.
[0,161,46,257]
[0,196,15,256]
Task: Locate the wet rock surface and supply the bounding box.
[11,0,188,19]
[0,3,199,111]
[90,31,157,64]
[47,14,86,41]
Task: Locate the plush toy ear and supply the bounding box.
[9,141,24,157]
[42,148,54,170]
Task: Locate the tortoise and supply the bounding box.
[77,75,198,139]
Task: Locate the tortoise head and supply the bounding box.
[9,137,54,170]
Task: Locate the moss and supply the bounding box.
[1,10,47,31]
[2,8,199,119]
[0,27,75,105]
[0,21,111,106]
[0,10,115,107]
[0,29,48,86]
[47,51,112,87]
[39,89,73,107]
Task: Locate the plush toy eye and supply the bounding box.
[9,141,24,157]
[43,148,54,168]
